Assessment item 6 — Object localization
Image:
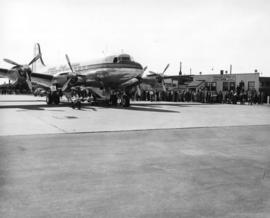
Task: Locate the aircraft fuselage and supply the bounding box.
[35,54,143,91]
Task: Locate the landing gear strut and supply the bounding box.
[110,94,118,106]
[121,94,130,107]
[46,92,60,105]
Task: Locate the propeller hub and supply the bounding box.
[17,66,31,77]
[157,77,162,83]
[22,65,30,70]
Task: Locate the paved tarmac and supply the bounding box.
[0,95,270,217]
[0,95,270,136]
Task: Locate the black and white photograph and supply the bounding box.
[0,0,270,217]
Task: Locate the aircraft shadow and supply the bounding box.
[0,102,178,113]
[134,102,204,107]
[0,103,79,111]
[104,105,179,113]
[0,100,45,103]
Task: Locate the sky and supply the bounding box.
[0,0,270,76]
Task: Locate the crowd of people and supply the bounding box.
[1,85,268,105]
[133,89,266,105]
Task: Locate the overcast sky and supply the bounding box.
[0,0,269,76]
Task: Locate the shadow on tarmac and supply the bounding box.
[134,103,204,107]
[0,103,78,111]
[0,102,179,113]
[0,100,45,102]
[104,105,179,113]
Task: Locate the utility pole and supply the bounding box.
[190,68,192,75]
[178,61,182,90]
[179,62,182,76]
[230,64,232,74]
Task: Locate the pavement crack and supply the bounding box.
[30,113,68,133]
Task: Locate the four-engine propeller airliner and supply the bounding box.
[0,43,168,107]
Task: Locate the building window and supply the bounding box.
[206,82,216,91]
[223,82,235,91]
[230,82,235,91]
[248,81,255,90]
[211,82,216,91]
[223,82,229,91]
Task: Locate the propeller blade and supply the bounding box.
[28,53,41,66]
[65,54,75,74]
[162,64,170,75]
[136,85,141,96]
[25,72,32,92]
[138,66,148,78]
[161,80,166,92]
[62,78,73,92]
[143,66,148,72]
[3,59,22,67]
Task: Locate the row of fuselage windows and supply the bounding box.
[48,59,132,74]
[48,65,93,74]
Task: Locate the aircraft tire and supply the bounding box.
[46,94,53,105]
[126,96,130,107]
[121,95,130,107]
[77,101,81,109]
[53,95,60,105]
[110,94,118,106]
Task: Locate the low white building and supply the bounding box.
[190,73,260,92]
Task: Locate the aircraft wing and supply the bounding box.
[31,72,54,89]
[0,67,53,89]
[120,78,140,88]
[0,68,9,77]
[140,77,157,86]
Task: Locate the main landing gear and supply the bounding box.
[46,92,60,105]
[121,94,130,107]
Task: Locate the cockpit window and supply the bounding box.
[120,57,130,61]
[112,54,134,63]
[113,57,118,63]
[118,55,131,62]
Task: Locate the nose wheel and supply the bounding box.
[110,94,118,106]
